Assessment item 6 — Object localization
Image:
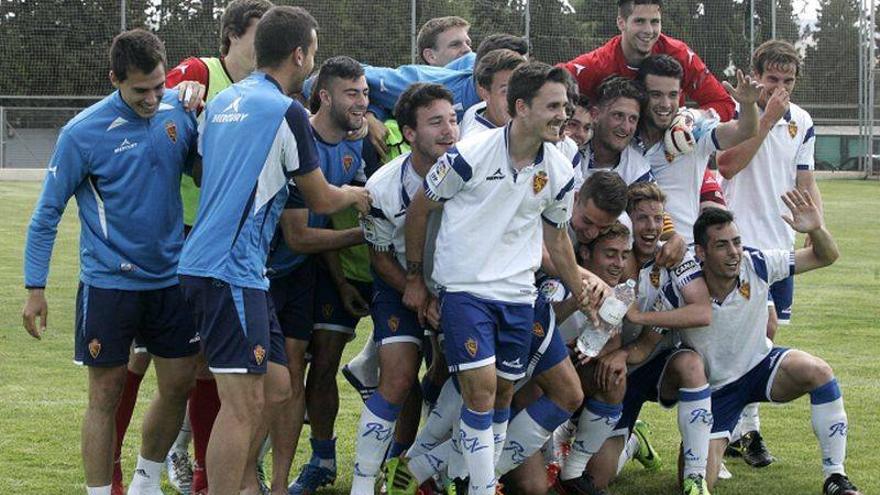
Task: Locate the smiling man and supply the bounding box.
[417,16,473,67]
[22,29,201,495]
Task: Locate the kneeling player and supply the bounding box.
[585,182,714,495]
[689,194,861,495]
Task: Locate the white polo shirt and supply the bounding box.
[679,248,795,389]
[425,124,576,304]
[576,141,654,190]
[459,102,497,140]
[722,103,815,250]
[635,122,722,245]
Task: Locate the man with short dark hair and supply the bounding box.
[417,16,472,67]
[459,48,528,138]
[177,7,370,494]
[564,94,593,151]
[403,62,597,494]
[22,29,201,495]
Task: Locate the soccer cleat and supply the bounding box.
[682,473,710,495]
[823,473,863,495]
[632,420,662,471]
[288,463,337,495]
[724,438,743,458]
[555,474,607,495]
[740,431,774,468]
[384,457,418,495]
[342,363,378,402]
[717,462,733,480]
[166,450,193,494]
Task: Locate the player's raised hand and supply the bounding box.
[22,289,48,340]
[764,87,791,123]
[723,69,762,105]
[781,189,823,234]
[174,81,206,112]
[343,185,371,214]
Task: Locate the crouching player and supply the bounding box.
[584,182,714,495]
[689,194,861,495]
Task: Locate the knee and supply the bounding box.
[381,373,416,405]
[808,358,835,389]
[549,372,584,413]
[671,351,707,388]
[514,477,549,495]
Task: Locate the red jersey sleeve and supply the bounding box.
[662,36,736,122]
[561,38,622,102]
[165,57,210,89]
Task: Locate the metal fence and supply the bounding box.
[0,0,877,174]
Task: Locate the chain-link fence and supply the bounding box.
[0,0,877,174]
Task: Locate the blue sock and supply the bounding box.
[310,437,336,470]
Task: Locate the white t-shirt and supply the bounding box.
[722,103,815,250]
[459,101,497,140]
[680,248,795,389]
[577,141,654,190]
[425,125,576,304]
[635,122,722,245]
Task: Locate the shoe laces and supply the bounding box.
[747,432,768,454]
[170,452,193,483]
[298,464,333,488]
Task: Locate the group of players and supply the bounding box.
[20,1,863,495]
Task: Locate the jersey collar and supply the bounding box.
[255,71,284,93]
[111,91,150,121]
[504,123,545,172]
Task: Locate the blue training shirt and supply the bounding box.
[266,130,367,279]
[178,71,319,290]
[361,64,478,121]
[24,89,198,291]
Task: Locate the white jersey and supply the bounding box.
[635,122,722,245]
[576,141,654,190]
[361,152,441,291]
[537,276,581,343]
[722,103,815,250]
[680,248,794,389]
[425,125,576,304]
[459,102,498,139]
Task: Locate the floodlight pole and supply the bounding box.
[750,0,756,55]
[771,0,777,38]
[411,0,417,65]
[120,0,126,32]
[525,0,531,44]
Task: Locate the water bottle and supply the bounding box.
[576,279,636,357]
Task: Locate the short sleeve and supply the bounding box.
[542,175,575,229]
[424,149,471,202]
[538,277,569,303]
[282,101,320,177]
[670,251,703,291]
[796,116,816,171]
[361,193,395,251]
[749,248,795,285]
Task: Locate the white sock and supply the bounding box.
[351,392,401,494]
[348,335,380,389]
[561,399,622,481]
[497,396,572,475]
[492,408,510,466]
[741,403,760,433]
[408,439,453,484]
[459,407,495,495]
[731,417,743,443]
[128,455,163,492]
[87,486,112,495]
[678,385,713,478]
[617,434,640,474]
[407,379,460,459]
[171,409,192,453]
[448,416,468,480]
[810,379,848,478]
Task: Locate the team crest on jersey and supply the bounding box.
[533,171,548,194]
[532,322,545,338]
[343,154,354,172]
[465,338,478,357]
[388,316,400,333]
[788,120,798,139]
[650,265,661,288]
[322,304,334,319]
[739,280,751,300]
[253,345,266,365]
[164,120,178,144]
[88,338,102,359]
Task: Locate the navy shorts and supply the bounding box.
[313,265,373,337]
[269,258,317,341]
[74,283,199,367]
[768,276,794,324]
[612,348,688,436]
[180,275,287,374]
[710,347,791,440]
[528,297,569,379]
[440,291,533,381]
[371,283,423,347]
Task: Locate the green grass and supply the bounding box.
[1,180,878,494]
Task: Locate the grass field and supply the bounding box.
[0,180,878,494]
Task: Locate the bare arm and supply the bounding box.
[714,70,761,150]
[295,167,371,215]
[279,209,365,254]
[796,170,824,219]
[783,190,839,273]
[321,249,370,317]
[716,88,790,180]
[402,187,443,320]
[371,248,407,294]
[543,223,604,322]
[626,277,712,330]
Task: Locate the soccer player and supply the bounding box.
[22,29,201,495]
[278,56,371,495]
[689,198,861,495]
[633,54,760,244]
[561,0,735,122]
[348,82,459,494]
[582,182,714,495]
[176,7,369,495]
[717,39,824,466]
[416,16,473,67]
[459,48,527,139]
[563,94,593,151]
[402,62,597,495]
